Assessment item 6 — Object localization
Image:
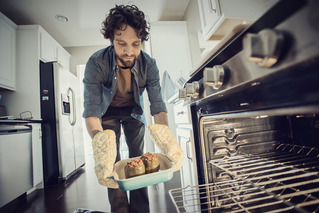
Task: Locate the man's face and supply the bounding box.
[113,24,141,68]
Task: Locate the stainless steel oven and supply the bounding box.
[169,0,319,212]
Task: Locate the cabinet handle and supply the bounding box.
[186,140,192,160]
[177,111,185,116]
[209,0,217,13]
[68,87,76,126]
[39,128,42,139]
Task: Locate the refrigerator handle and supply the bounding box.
[68,87,76,126]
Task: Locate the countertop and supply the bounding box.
[0,119,42,124]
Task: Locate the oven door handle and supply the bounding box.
[186,140,192,161]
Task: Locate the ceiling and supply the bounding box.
[0,0,190,47]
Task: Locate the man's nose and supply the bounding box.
[124,45,133,56]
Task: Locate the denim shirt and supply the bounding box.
[82,45,167,125]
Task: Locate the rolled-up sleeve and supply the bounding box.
[146,60,167,115]
[82,57,104,118]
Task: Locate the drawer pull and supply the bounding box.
[186,140,192,160]
[177,111,185,115]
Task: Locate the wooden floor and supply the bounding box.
[0,154,182,213]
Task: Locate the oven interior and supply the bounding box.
[170,111,319,212]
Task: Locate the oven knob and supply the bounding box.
[243,29,284,67]
[203,65,225,89]
[179,88,188,101]
[186,81,200,98]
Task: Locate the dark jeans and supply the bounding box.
[101,107,149,213]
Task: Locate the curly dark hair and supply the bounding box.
[101,5,150,43]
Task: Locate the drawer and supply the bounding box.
[173,101,190,124]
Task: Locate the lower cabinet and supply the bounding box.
[30,123,43,187]
[176,128,197,188]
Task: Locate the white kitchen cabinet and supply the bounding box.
[198,0,222,41]
[173,101,191,125]
[176,128,197,188]
[1,25,70,120]
[173,101,197,188]
[57,46,70,69]
[39,27,71,67]
[40,29,58,62]
[30,123,43,187]
[0,12,16,91]
[198,0,280,40]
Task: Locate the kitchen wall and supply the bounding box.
[63,1,205,154]
[66,1,204,78]
[65,44,109,76]
[183,0,202,71]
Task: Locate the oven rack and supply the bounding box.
[169,144,319,212]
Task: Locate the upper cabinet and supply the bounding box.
[39,28,70,68]
[0,12,17,91]
[2,25,70,120]
[198,0,280,41]
[57,46,70,69]
[198,0,222,41]
[39,29,58,63]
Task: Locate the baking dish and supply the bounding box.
[111,153,173,191]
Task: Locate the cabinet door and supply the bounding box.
[31,123,43,187]
[0,14,16,90]
[40,31,57,62]
[57,46,70,69]
[176,128,199,209]
[177,128,196,188]
[198,0,222,40]
[174,101,190,124]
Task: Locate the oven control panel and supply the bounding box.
[180,0,318,104]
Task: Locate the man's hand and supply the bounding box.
[92,129,118,188]
[148,124,184,172]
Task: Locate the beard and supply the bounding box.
[116,54,137,69]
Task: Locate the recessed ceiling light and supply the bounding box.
[55,15,68,23]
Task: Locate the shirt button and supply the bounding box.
[114,77,117,80]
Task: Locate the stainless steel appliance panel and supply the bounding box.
[172,0,319,212]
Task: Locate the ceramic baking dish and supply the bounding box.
[111,153,173,191]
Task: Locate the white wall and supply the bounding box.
[183,0,202,71]
[63,3,206,153]
[65,44,109,76]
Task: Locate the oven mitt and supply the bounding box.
[92,129,118,188]
[148,124,184,172]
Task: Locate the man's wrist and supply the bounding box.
[90,130,102,138]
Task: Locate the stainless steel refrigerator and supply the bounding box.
[40,61,85,186]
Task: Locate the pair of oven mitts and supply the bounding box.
[91,124,184,188]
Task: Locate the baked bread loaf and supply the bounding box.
[125,159,146,178]
[140,152,160,174]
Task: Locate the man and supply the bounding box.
[83,4,168,213]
